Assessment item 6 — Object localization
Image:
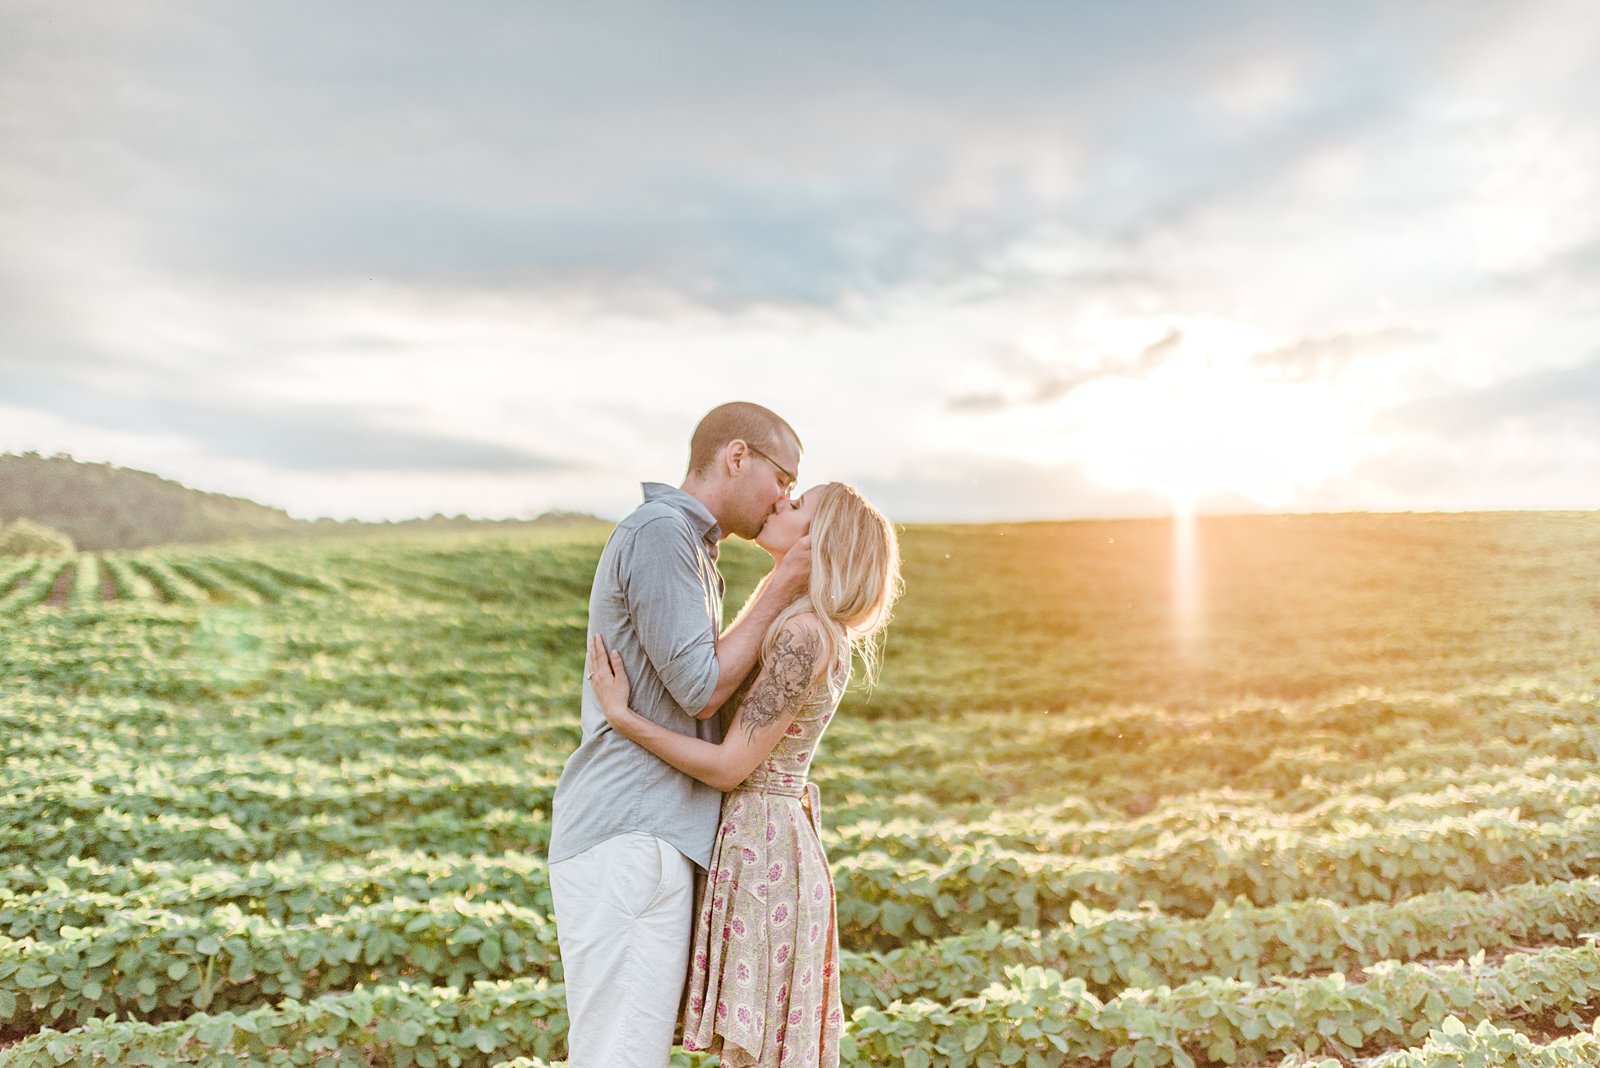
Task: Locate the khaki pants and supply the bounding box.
[549,832,695,1068]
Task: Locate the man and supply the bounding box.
[547,401,811,1067]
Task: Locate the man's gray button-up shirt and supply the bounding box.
[548,482,729,870]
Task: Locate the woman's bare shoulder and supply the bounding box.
[764,612,826,678]
[776,611,829,650]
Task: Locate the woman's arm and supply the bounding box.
[589,619,824,792]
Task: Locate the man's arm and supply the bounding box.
[693,536,811,719]
[691,549,806,716]
[714,667,759,733]
[623,519,809,719]
[622,517,725,716]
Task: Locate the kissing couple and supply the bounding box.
[547,401,903,1067]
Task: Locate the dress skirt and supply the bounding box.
[681,780,843,1067]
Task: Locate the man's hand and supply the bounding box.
[769,535,812,601]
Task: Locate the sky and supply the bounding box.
[2,2,1597,523]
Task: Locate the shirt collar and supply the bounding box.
[641,482,723,554]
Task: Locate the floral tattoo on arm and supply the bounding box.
[737,624,819,745]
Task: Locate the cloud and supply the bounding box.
[0,363,573,473]
[1383,352,1600,437]
[2,4,1535,317]
[945,392,1012,415]
[854,450,1288,523]
[854,454,1172,523]
[1249,325,1427,382]
[1562,238,1600,279]
[1503,234,1600,297]
[2,5,1598,518]
[1298,352,1600,511]
[1306,418,1600,512]
[945,328,1186,414]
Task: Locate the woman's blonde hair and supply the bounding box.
[736,482,903,693]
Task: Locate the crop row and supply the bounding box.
[0,552,348,610]
[151,556,321,607]
[821,676,1600,778]
[1,743,568,804]
[832,804,1600,947]
[2,975,569,1067]
[2,851,552,928]
[1362,1016,1600,1068]
[0,691,574,765]
[9,642,1594,797]
[3,758,559,838]
[0,802,553,868]
[195,557,342,602]
[97,557,160,602]
[819,747,1600,832]
[819,714,1600,821]
[1,895,558,1030]
[840,874,1600,1007]
[67,556,102,608]
[9,802,1598,961]
[825,769,1600,866]
[0,558,223,609]
[0,559,67,611]
[6,868,1598,1034]
[125,558,211,604]
[844,941,1600,1068]
[10,757,1600,894]
[9,692,1595,829]
[878,724,1600,834]
[0,557,42,596]
[5,797,1588,931]
[9,941,1600,1068]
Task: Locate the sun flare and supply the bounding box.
[1068,323,1357,513]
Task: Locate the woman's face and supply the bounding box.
[755,485,820,555]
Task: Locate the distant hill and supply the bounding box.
[0,453,605,551]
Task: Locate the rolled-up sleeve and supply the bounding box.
[621,517,719,713]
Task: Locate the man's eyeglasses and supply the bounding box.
[745,443,796,497]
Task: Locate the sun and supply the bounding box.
[1068,326,1356,513]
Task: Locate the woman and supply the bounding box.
[587,481,901,1068]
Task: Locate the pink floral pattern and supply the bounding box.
[681,659,848,1067]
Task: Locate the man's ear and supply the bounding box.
[724,439,748,478]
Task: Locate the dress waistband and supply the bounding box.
[728,780,823,833]
[730,778,808,799]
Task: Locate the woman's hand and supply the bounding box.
[769,534,812,601]
[587,635,635,730]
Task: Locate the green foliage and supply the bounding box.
[2,976,570,1066]
[830,805,1600,949]
[840,874,1600,1008]
[1367,1015,1600,1066]
[0,453,298,551]
[845,947,1600,1067]
[3,515,1600,1065]
[0,895,560,1029]
[0,451,606,551]
[0,518,75,557]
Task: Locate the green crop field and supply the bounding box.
[3,511,1600,1066]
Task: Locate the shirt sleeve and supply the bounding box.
[620,516,720,714]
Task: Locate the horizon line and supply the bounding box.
[4,449,1595,529]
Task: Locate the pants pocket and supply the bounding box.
[613,833,667,920]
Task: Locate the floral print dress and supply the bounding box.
[681,658,850,1067]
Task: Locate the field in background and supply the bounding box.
[4,512,1600,1066]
